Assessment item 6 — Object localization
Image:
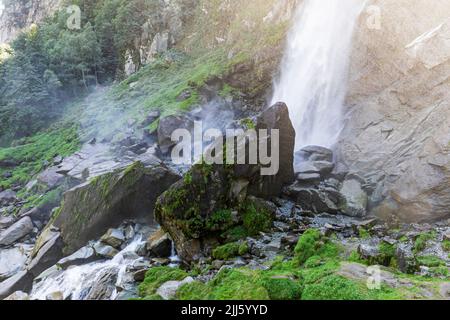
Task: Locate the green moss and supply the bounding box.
[302,274,367,300]
[212,241,248,260]
[241,201,272,236]
[205,209,234,232]
[177,268,270,300]
[413,232,436,254]
[239,118,256,130]
[442,240,450,252]
[378,242,397,267]
[262,277,303,300]
[0,124,80,192]
[358,227,371,239]
[138,267,188,299]
[416,255,445,268]
[294,229,323,266]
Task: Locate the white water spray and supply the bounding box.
[272,0,366,150]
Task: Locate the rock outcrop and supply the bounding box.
[338,0,450,222]
[155,102,295,263]
[51,161,180,255]
[0,0,61,43]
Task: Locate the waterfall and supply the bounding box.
[271,0,366,151]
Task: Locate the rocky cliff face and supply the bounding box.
[339,0,450,222]
[0,0,61,43]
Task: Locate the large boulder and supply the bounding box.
[339,0,450,222]
[155,102,295,262]
[0,217,33,247]
[52,161,180,255]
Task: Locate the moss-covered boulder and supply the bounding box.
[155,103,294,263]
[52,161,180,255]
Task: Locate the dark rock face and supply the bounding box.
[155,102,295,263]
[249,102,296,198]
[157,115,194,154]
[146,229,172,258]
[52,161,180,255]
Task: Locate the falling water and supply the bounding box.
[30,237,146,300]
[271,0,366,150]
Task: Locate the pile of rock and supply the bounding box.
[285,145,369,218]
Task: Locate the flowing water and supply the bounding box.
[30,237,146,300]
[271,0,366,151]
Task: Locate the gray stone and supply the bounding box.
[0,217,33,246]
[3,291,30,300]
[37,167,65,190]
[0,190,17,206]
[0,216,15,229]
[339,179,368,217]
[124,225,135,240]
[0,271,33,300]
[85,267,119,300]
[296,173,321,182]
[357,243,380,261]
[158,115,193,153]
[0,245,32,281]
[147,229,172,258]
[133,269,149,282]
[296,162,320,174]
[57,246,98,269]
[93,242,119,259]
[297,146,333,162]
[101,228,125,248]
[156,276,194,300]
[27,231,63,277]
[312,161,335,174]
[46,291,64,300]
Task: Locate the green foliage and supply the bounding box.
[138,267,188,298]
[239,118,256,130]
[294,229,322,265]
[301,274,366,300]
[442,240,450,252]
[358,227,370,239]
[0,124,79,190]
[206,209,234,232]
[212,241,249,260]
[416,255,445,268]
[413,232,436,254]
[378,242,397,267]
[262,277,303,300]
[241,202,272,236]
[177,268,270,300]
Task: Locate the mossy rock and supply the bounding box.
[138,266,188,299]
[53,161,180,255]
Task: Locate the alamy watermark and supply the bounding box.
[170,121,280,176]
[66,5,81,30]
